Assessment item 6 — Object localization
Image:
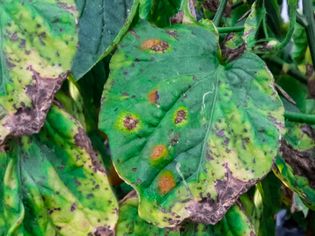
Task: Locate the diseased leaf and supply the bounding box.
[117,192,255,236]
[0,105,118,235]
[72,0,139,79]
[99,21,284,227]
[0,0,78,144]
[243,1,265,48]
[273,123,315,210]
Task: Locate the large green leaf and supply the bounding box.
[0,0,78,144]
[99,21,284,227]
[72,0,139,79]
[0,105,118,235]
[273,122,315,210]
[116,193,255,235]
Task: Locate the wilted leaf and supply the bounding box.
[72,0,139,79]
[0,0,78,144]
[117,192,255,235]
[274,123,315,210]
[99,21,284,227]
[0,106,118,235]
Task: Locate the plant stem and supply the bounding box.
[213,0,228,26]
[303,0,315,67]
[217,26,244,33]
[296,12,308,28]
[284,111,315,124]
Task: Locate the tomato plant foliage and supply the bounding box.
[1,0,315,235]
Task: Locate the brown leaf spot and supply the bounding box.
[170,12,184,24]
[141,39,169,53]
[70,203,77,212]
[148,90,159,104]
[93,226,114,236]
[175,109,187,124]
[151,144,168,161]
[123,115,138,130]
[158,171,176,194]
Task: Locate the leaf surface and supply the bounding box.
[100,21,284,227]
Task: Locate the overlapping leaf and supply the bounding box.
[0,0,78,144]
[99,21,284,227]
[72,0,139,79]
[273,122,315,210]
[117,193,255,235]
[0,105,118,235]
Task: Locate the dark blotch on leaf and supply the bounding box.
[175,110,187,124]
[123,115,138,130]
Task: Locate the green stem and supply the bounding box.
[213,0,228,26]
[217,26,244,33]
[303,0,315,67]
[296,12,308,28]
[285,111,315,124]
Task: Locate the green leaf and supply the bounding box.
[0,105,118,235]
[253,173,282,236]
[291,23,308,64]
[72,0,140,80]
[99,21,284,227]
[273,123,315,210]
[0,0,78,144]
[139,0,182,26]
[117,193,255,235]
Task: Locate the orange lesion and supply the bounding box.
[148,90,159,104]
[158,171,176,194]
[141,39,169,52]
[151,144,168,161]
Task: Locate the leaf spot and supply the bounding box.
[174,109,187,125]
[141,39,169,52]
[148,90,159,104]
[151,144,168,161]
[123,115,139,130]
[158,171,176,194]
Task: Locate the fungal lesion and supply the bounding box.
[141,39,169,53]
[148,90,159,104]
[173,107,188,126]
[116,112,140,133]
[157,171,176,195]
[124,115,139,130]
[150,144,168,161]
